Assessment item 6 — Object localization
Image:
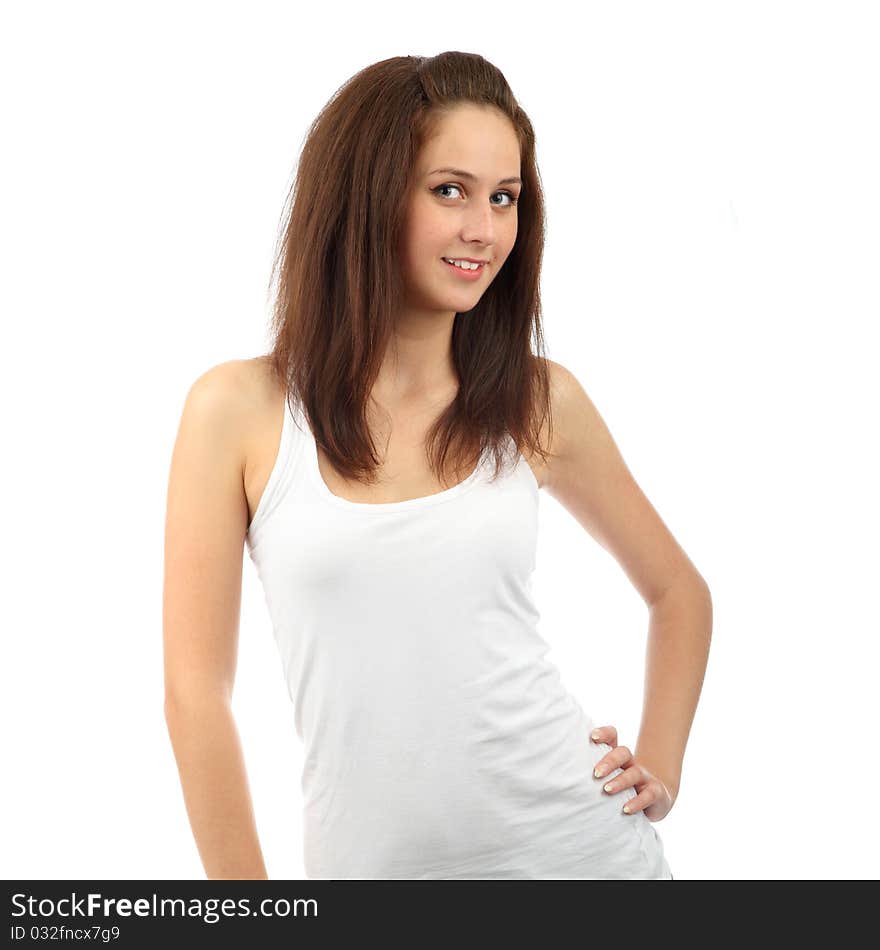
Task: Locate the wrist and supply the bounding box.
[634,752,680,803]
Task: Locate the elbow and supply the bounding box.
[163,687,231,725]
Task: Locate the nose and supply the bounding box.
[459,199,498,248]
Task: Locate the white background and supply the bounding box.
[2,0,877,880]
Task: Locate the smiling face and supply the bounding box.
[397,103,522,316]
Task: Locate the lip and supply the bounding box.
[441,257,488,280]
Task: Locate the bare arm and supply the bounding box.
[162,360,268,879]
[542,359,712,801]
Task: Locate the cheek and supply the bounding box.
[409,234,448,273]
[504,229,518,261]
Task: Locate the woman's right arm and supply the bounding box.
[162,361,268,879]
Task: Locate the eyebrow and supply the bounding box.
[427,167,522,186]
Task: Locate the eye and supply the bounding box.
[432,183,518,207]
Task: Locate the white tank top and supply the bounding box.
[246,396,672,879]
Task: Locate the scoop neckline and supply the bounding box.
[301,406,489,513]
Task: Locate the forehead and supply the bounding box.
[417,105,521,177]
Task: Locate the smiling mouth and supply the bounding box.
[441,257,487,274]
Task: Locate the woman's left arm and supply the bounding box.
[633,573,712,801]
[540,358,713,807]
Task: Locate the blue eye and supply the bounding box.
[432,183,519,207]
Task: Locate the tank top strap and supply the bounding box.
[246,395,306,551]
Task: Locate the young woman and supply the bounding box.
[163,51,712,880]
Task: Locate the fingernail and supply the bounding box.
[594,765,606,778]
[603,782,615,793]
[590,731,601,740]
[622,803,631,813]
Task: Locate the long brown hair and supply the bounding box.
[264,51,554,488]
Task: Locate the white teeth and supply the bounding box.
[444,258,483,270]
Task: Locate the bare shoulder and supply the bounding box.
[178,356,280,487]
[543,356,584,414]
[521,357,581,489]
[186,355,279,439]
[187,355,275,410]
[173,355,286,532]
[538,355,627,500]
[539,357,706,605]
[220,357,288,525]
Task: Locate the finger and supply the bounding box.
[621,784,659,815]
[600,764,643,796]
[589,725,618,747]
[593,744,633,779]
